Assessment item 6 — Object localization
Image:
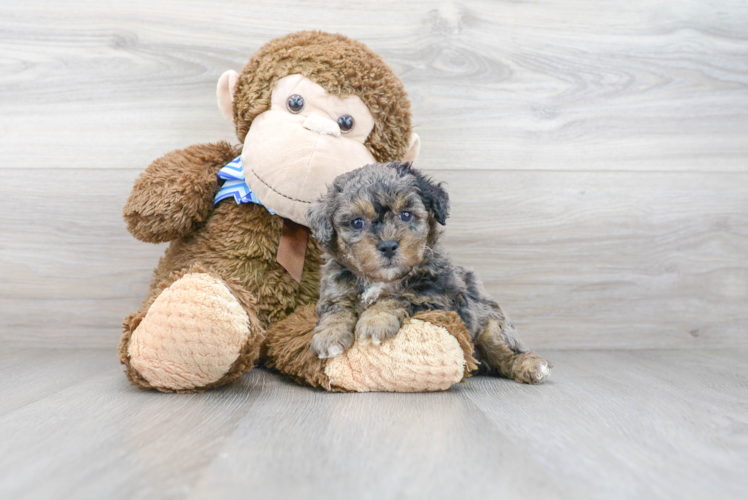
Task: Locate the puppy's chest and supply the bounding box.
[359,281,399,306]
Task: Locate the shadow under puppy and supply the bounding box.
[306,162,552,384]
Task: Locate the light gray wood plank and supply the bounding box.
[0,168,166,348]
[437,169,748,349]
[0,348,115,416]
[186,369,588,500]
[1,0,747,172]
[458,349,748,499]
[0,349,745,499]
[2,169,746,349]
[0,361,261,500]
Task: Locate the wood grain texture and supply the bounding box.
[2,169,746,349]
[438,169,748,349]
[1,0,747,349]
[0,348,115,416]
[459,349,748,499]
[0,348,745,499]
[1,0,747,172]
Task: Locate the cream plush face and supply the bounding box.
[235,74,377,225]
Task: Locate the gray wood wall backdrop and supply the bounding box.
[1,0,747,349]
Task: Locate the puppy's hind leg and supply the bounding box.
[475,319,552,384]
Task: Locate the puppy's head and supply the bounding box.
[307,162,449,282]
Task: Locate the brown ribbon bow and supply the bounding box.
[276,218,309,283]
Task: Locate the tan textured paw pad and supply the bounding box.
[128,273,251,390]
[324,318,467,392]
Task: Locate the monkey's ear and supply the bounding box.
[306,196,337,248]
[401,133,421,163]
[217,70,240,123]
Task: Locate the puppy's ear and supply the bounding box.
[393,162,450,225]
[307,167,360,246]
[306,195,336,248]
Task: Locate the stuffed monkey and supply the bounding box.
[118,31,478,392]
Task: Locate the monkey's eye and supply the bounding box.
[337,115,354,133]
[399,211,413,222]
[287,95,305,114]
[351,218,365,230]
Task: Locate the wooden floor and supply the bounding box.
[0,348,745,499]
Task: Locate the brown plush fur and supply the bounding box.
[232,31,412,163]
[122,142,322,391]
[263,304,331,389]
[121,32,416,391]
[124,142,323,328]
[124,142,239,243]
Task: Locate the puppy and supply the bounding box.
[306,162,552,384]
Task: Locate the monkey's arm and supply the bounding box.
[123,141,240,243]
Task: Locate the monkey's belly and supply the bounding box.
[153,203,321,326]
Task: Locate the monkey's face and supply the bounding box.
[217,33,422,226]
[240,74,377,225]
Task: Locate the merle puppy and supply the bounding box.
[306,162,551,384]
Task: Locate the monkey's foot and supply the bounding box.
[328,317,467,392]
[121,269,263,392]
[265,306,478,392]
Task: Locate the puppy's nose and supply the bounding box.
[303,113,341,137]
[377,240,399,258]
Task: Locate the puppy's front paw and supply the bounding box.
[311,324,354,359]
[355,311,402,345]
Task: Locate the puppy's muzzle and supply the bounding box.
[377,240,399,258]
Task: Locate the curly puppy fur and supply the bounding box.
[306,163,552,384]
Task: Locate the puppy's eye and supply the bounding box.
[351,218,365,230]
[399,211,413,222]
[337,115,354,133]
[287,95,305,114]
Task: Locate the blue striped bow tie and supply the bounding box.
[214,156,274,214]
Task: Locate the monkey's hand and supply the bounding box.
[124,142,240,243]
[311,310,356,359]
[355,299,408,345]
